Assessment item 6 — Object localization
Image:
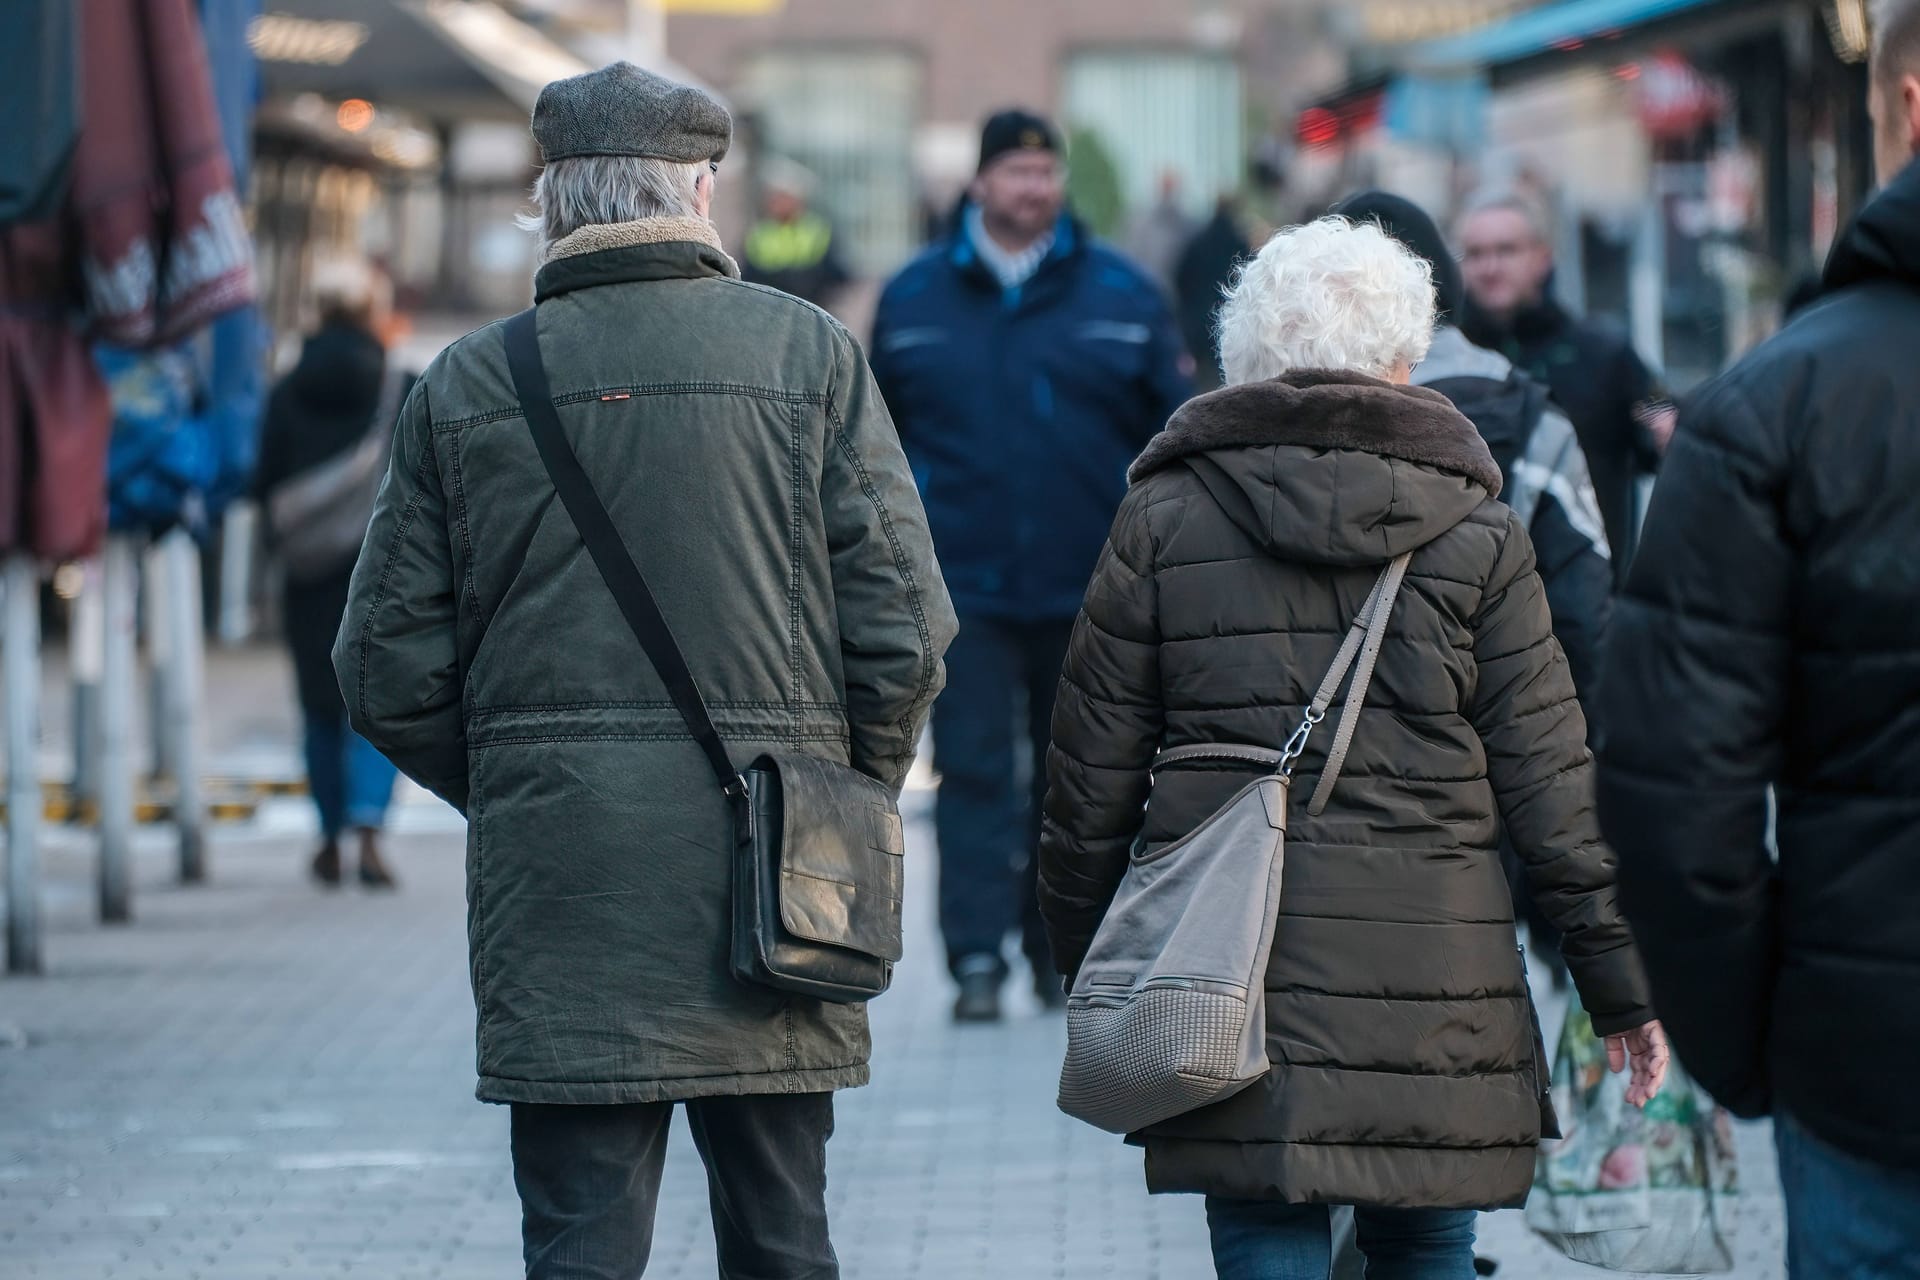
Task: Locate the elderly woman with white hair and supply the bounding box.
[1038,217,1668,1279]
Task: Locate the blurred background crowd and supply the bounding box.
[1,0,1885,643]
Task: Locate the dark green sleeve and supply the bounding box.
[332,378,469,813]
[822,328,957,791]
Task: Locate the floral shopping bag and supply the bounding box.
[1527,994,1738,1273]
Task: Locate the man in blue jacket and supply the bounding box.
[872,109,1191,1022]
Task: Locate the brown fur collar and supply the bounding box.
[543,215,742,277]
[1130,369,1503,497]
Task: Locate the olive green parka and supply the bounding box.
[335,217,956,1105]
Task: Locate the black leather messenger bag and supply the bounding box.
[502,308,903,1004]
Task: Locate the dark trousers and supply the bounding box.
[510,1094,839,1280]
[931,614,1075,980]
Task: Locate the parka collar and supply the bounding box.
[945,205,1085,301]
[534,215,742,301]
[1130,368,1503,498]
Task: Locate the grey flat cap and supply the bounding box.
[532,61,731,165]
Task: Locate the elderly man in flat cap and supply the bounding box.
[335,62,954,1278]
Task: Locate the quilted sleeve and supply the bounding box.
[1597,374,1790,1116]
[1038,485,1164,977]
[1470,512,1652,1036]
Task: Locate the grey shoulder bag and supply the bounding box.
[267,366,406,583]
[1057,551,1413,1135]
[503,308,903,1005]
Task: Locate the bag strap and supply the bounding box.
[1305,551,1411,816]
[1151,743,1289,774]
[501,308,746,804]
[1148,551,1413,815]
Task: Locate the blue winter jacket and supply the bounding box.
[871,212,1191,620]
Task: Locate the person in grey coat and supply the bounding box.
[334,63,954,1278]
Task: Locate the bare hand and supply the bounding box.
[1637,402,1679,454]
[1605,1019,1671,1108]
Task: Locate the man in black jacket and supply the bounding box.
[1599,5,1920,1271]
[1458,190,1671,584]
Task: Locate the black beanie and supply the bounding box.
[978,109,1061,173]
[1332,190,1464,325]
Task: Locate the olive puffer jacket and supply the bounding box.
[335,218,956,1105]
[1039,371,1652,1210]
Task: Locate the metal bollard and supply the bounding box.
[4,552,43,974]
[160,531,207,883]
[217,502,257,647]
[144,540,174,785]
[99,536,138,923]
[70,557,104,820]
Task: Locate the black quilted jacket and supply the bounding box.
[1040,370,1651,1209]
[1599,157,1920,1171]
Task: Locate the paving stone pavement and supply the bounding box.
[2,649,1787,1279]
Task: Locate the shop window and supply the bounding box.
[1062,50,1245,233]
[741,49,921,279]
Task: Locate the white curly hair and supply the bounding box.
[1216,216,1437,387]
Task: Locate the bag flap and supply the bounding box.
[762,753,905,963]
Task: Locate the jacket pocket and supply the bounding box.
[1520,946,1561,1140]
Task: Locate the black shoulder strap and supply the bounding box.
[502,308,744,801]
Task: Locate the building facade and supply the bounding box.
[660,0,1342,275]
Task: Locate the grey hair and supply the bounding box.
[1875,0,1920,82]
[1216,216,1436,386]
[1457,185,1553,245]
[516,154,706,248]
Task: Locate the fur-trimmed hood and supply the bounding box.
[1132,369,1501,494]
[1132,370,1504,568]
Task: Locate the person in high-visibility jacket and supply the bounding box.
[742,167,851,309]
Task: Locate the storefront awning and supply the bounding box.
[253,1,709,122]
[1407,0,1738,74]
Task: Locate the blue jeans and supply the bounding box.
[303,713,397,839]
[1777,1111,1920,1279]
[1206,1198,1477,1280]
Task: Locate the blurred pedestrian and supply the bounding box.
[335,62,953,1279]
[1599,5,1920,1275]
[1336,190,1615,992]
[1335,191,1611,712]
[741,159,851,309]
[1040,217,1666,1279]
[871,108,1189,1023]
[1175,195,1252,391]
[1457,189,1671,583]
[1122,170,1196,299]
[255,257,402,889]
